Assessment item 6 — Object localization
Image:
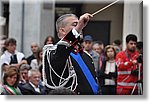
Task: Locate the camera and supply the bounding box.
[136,54,143,63]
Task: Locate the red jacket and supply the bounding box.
[116,50,140,89]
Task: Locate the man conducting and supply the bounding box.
[43,13,99,95]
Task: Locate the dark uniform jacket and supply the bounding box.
[43,29,98,95]
[19,83,46,95]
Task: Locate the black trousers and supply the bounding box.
[101,85,116,95]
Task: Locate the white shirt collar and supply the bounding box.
[29,82,39,88]
[5,50,18,56]
[29,82,40,93]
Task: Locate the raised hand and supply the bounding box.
[75,13,93,33]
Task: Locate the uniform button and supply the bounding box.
[77,92,80,94]
[70,41,72,43]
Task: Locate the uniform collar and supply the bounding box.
[72,45,83,54]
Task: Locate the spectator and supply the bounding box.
[44,35,54,45]
[92,41,105,69]
[1,66,22,95]
[19,64,30,84]
[98,45,117,95]
[83,35,100,72]
[136,41,143,54]
[116,34,141,95]
[0,80,3,94]
[136,41,143,91]
[113,39,122,53]
[0,38,27,76]
[26,42,39,65]
[19,69,46,95]
[30,48,43,69]
[0,35,7,55]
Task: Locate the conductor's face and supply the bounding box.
[58,16,78,39]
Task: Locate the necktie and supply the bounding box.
[10,54,18,64]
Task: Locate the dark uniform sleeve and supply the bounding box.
[51,29,80,71]
[44,29,80,86]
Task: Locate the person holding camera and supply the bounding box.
[116,34,142,95]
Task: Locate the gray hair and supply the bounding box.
[56,14,78,34]
[28,69,40,77]
[19,64,31,71]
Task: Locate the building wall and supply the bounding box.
[9,1,55,57]
[0,0,9,37]
[0,0,4,36]
[40,2,55,47]
[82,3,123,44]
[23,1,41,55]
[0,1,1,15]
[0,1,2,36]
[122,0,143,50]
[9,1,24,52]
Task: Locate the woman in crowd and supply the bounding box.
[30,48,43,70]
[44,35,54,45]
[1,66,22,95]
[98,45,117,95]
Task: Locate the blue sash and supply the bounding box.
[70,52,98,94]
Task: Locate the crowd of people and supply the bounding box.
[0,13,143,95]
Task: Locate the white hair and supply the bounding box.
[56,14,78,35]
[28,69,40,77]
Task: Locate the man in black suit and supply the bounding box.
[19,69,46,95]
[43,13,99,95]
[26,42,39,65]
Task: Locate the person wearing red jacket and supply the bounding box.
[116,34,142,95]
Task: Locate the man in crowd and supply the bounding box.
[116,34,142,95]
[19,64,31,85]
[19,69,46,95]
[113,39,122,53]
[83,35,100,72]
[26,42,39,65]
[92,41,105,69]
[0,38,27,77]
